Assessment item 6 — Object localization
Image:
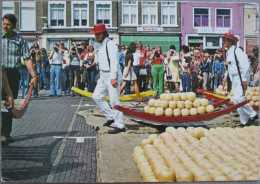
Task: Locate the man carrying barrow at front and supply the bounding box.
[89,24,125,134]
[222,33,258,126]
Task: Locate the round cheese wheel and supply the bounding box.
[181,108,190,116]
[218,85,223,90]
[149,107,156,115]
[193,99,201,108]
[254,92,259,96]
[249,101,255,106]
[200,98,209,107]
[190,108,198,116]
[148,99,156,107]
[197,106,206,114]
[155,107,164,116]
[177,101,185,109]
[169,101,177,109]
[252,96,258,101]
[187,92,196,102]
[205,105,214,113]
[154,100,161,108]
[148,134,158,142]
[175,169,193,182]
[180,93,187,101]
[254,101,259,106]
[214,175,229,181]
[164,94,173,101]
[173,93,181,101]
[184,100,193,109]
[216,88,220,94]
[160,93,166,100]
[144,106,150,113]
[165,108,173,116]
[173,109,181,117]
[141,139,152,148]
[246,95,252,101]
[159,100,169,109]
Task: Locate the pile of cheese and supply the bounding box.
[134,126,259,182]
[216,85,229,96]
[227,87,259,106]
[144,92,215,116]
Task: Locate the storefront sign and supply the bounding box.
[137,26,163,32]
[198,27,229,34]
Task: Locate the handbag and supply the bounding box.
[139,66,147,76]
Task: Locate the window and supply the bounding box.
[95,1,111,26]
[2,1,14,17]
[122,1,138,25]
[255,14,259,33]
[206,37,220,47]
[161,1,177,26]
[49,2,66,27]
[194,8,209,27]
[216,9,231,27]
[142,1,157,25]
[20,1,36,31]
[72,2,88,26]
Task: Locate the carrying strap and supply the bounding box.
[106,40,111,69]
[234,47,245,95]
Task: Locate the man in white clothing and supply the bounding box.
[90,24,125,134]
[222,33,258,126]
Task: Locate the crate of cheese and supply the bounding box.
[144,92,215,117]
[133,126,259,182]
[216,85,229,96]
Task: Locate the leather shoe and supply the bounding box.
[1,136,14,145]
[245,115,258,126]
[108,127,126,134]
[103,119,114,126]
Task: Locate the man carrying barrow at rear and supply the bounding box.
[90,24,125,134]
[222,33,258,126]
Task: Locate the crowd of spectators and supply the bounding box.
[19,41,259,99]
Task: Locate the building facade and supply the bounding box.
[243,3,259,55]
[181,2,245,54]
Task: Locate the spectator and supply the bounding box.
[39,48,50,90]
[145,45,153,91]
[120,42,145,102]
[190,56,202,93]
[150,45,165,97]
[31,43,41,97]
[49,43,63,96]
[83,44,97,92]
[59,41,70,95]
[182,56,192,92]
[250,46,259,87]
[80,41,89,90]
[200,52,210,90]
[212,54,225,91]
[18,56,30,99]
[119,45,126,74]
[68,42,82,97]
[166,45,180,92]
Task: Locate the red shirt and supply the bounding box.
[139,49,147,66]
[81,49,89,60]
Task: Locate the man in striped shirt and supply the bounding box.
[2,14,36,145]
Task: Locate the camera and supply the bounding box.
[83,60,92,65]
[30,49,36,57]
[53,47,59,53]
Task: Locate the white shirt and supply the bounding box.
[227,45,249,82]
[50,50,63,65]
[97,37,120,80]
[133,51,142,66]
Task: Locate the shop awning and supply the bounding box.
[121,36,180,53]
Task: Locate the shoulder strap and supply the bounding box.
[234,47,245,95]
[106,40,110,69]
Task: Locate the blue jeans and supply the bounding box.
[214,70,223,91]
[182,72,191,92]
[19,67,30,99]
[40,67,49,90]
[85,68,96,93]
[50,65,62,96]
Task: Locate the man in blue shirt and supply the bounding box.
[212,54,225,91]
[2,14,36,145]
[200,53,210,90]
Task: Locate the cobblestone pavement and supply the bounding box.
[1,90,97,183]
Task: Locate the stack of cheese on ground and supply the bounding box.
[144,92,215,116]
[228,87,259,106]
[133,126,259,182]
[216,85,229,96]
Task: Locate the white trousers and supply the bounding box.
[93,71,124,129]
[232,75,256,125]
